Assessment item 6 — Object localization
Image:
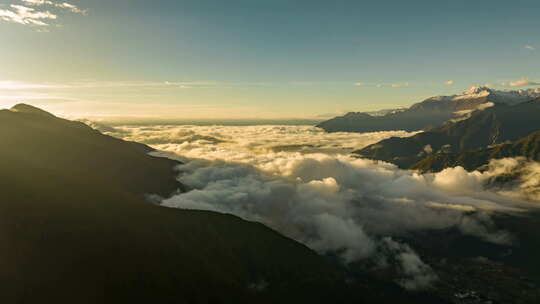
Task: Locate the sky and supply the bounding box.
[1,0,540,119]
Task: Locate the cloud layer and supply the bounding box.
[103,124,539,289]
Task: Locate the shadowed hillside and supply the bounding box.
[354,99,540,168]
[413,130,540,172]
[0,104,345,303]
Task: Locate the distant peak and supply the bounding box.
[10,104,56,118]
[464,86,493,95]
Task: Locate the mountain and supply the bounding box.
[412,130,540,172]
[317,87,540,133]
[3,104,540,303]
[0,104,345,303]
[354,98,540,168]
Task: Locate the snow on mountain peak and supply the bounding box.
[454,86,540,104]
[464,86,493,95]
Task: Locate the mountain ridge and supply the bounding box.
[412,130,540,173]
[353,99,540,168]
[317,87,540,133]
[0,104,347,303]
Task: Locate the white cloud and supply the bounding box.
[0,4,56,26]
[354,82,365,87]
[524,44,536,51]
[163,81,227,89]
[109,125,417,157]
[0,1,86,28]
[502,77,540,87]
[94,124,540,289]
[20,0,86,14]
[391,82,410,88]
[0,80,266,90]
[444,80,454,86]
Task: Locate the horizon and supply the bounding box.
[2,85,540,121]
[2,0,540,119]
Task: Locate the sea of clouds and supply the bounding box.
[102,124,539,290]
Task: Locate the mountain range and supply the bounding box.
[3,104,540,303]
[318,87,540,133]
[353,95,540,171]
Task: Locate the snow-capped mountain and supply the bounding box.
[317,86,540,133]
[423,86,540,105]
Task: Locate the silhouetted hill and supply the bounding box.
[413,130,540,172]
[0,105,344,303]
[10,103,57,117]
[317,110,454,132]
[318,87,540,133]
[1,103,182,197]
[354,99,540,168]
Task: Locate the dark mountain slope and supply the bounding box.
[354,99,540,168]
[0,105,342,303]
[0,104,183,197]
[317,110,455,132]
[413,130,540,172]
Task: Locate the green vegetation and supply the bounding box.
[413,131,540,172]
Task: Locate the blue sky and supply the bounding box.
[1,0,539,118]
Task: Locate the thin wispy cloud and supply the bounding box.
[0,4,56,26]
[0,80,71,90]
[20,0,86,14]
[0,80,272,90]
[444,80,454,86]
[502,77,540,87]
[354,82,410,88]
[163,81,226,89]
[0,0,85,28]
[524,44,536,51]
[391,82,410,88]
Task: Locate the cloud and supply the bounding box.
[0,80,267,90]
[391,82,409,88]
[96,124,540,289]
[0,4,56,26]
[488,157,540,201]
[163,81,227,89]
[107,125,417,157]
[381,238,438,290]
[444,80,454,86]
[502,77,540,87]
[524,44,536,51]
[0,1,86,28]
[0,80,71,90]
[354,82,365,87]
[155,154,523,288]
[20,0,86,14]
